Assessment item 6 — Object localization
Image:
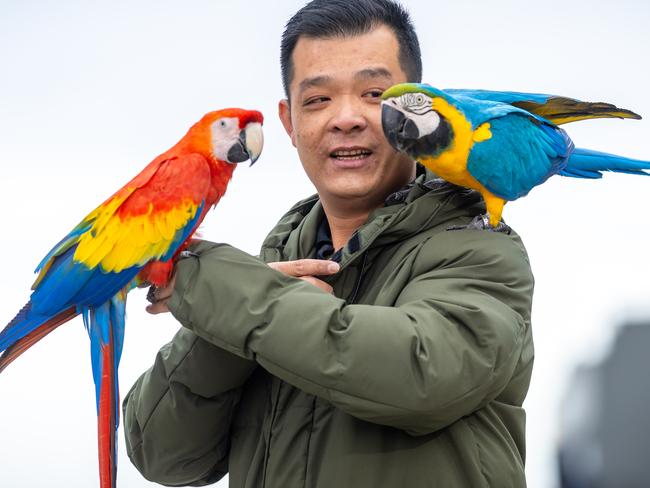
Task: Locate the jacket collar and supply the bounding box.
[259,165,482,270]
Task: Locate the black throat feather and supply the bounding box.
[408,117,454,160]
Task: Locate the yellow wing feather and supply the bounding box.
[75,198,201,272]
[73,155,211,273]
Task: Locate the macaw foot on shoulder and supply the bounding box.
[447,214,512,234]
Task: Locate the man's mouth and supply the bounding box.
[330,148,373,161]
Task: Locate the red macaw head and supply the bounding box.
[187,108,264,165]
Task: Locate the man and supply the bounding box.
[123,1,534,487]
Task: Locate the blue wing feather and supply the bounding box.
[411,84,542,128]
[445,88,554,106]
[4,200,205,356]
[467,114,573,200]
[30,247,138,314]
[30,199,205,315]
[444,88,641,125]
[34,221,93,274]
[453,95,549,128]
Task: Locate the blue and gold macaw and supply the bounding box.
[381,84,649,231]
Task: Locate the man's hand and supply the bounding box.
[146,273,177,315]
[146,259,340,315]
[268,259,339,294]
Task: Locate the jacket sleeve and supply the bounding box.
[122,326,256,486]
[167,232,533,436]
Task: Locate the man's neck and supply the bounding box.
[319,198,379,251]
[320,163,418,251]
[324,210,369,251]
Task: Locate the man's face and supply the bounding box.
[279,25,416,210]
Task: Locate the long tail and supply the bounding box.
[0,303,77,373]
[561,147,650,179]
[83,292,126,488]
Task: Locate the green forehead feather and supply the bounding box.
[381,83,439,100]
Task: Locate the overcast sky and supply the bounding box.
[0,1,648,487]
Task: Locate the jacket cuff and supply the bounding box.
[168,240,222,325]
[168,255,198,325]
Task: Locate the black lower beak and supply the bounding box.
[227,139,249,163]
[381,104,420,153]
[227,129,261,166]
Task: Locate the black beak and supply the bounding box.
[227,130,251,164]
[381,104,420,153]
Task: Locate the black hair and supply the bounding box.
[280,0,422,99]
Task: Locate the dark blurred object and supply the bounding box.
[558,322,650,488]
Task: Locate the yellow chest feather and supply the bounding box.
[417,97,492,191]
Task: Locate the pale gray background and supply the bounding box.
[0,1,648,487]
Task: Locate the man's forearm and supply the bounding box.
[167,237,532,435]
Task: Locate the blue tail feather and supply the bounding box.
[72,266,139,307]
[0,303,37,352]
[109,296,126,372]
[562,147,650,179]
[84,293,126,422]
[0,302,77,373]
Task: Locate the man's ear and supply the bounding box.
[278,99,297,148]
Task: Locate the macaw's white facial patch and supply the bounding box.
[383,93,441,138]
[210,117,241,161]
[401,93,440,137]
[410,108,441,137]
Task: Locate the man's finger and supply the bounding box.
[145,272,176,313]
[299,276,334,294]
[146,286,173,304]
[146,301,170,315]
[268,259,339,277]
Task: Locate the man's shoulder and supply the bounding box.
[258,193,321,261]
[409,223,534,292]
[404,178,531,268]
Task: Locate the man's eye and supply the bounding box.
[363,90,384,100]
[304,96,329,106]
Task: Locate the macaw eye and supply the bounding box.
[416,95,425,104]
[220,120,227,127]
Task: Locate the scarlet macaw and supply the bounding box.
[0,108,264,488]
[381,84,649,231]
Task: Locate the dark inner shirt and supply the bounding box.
[315,216,337,261]
[314,164,427,262]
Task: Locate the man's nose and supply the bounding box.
[330,97,368,133]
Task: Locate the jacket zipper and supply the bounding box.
[260,250,369,488]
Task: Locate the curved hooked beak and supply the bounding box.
[381,102,420,153]
[227,122,264,166]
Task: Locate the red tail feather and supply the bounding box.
[98,341,117,488]
[0,307,77,373]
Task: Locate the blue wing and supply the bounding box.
[445,88,555,105]
[446,88,641,125]
[446,93,546,129]
[467,114,573,200]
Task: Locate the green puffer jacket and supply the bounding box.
[123,172,535,488]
